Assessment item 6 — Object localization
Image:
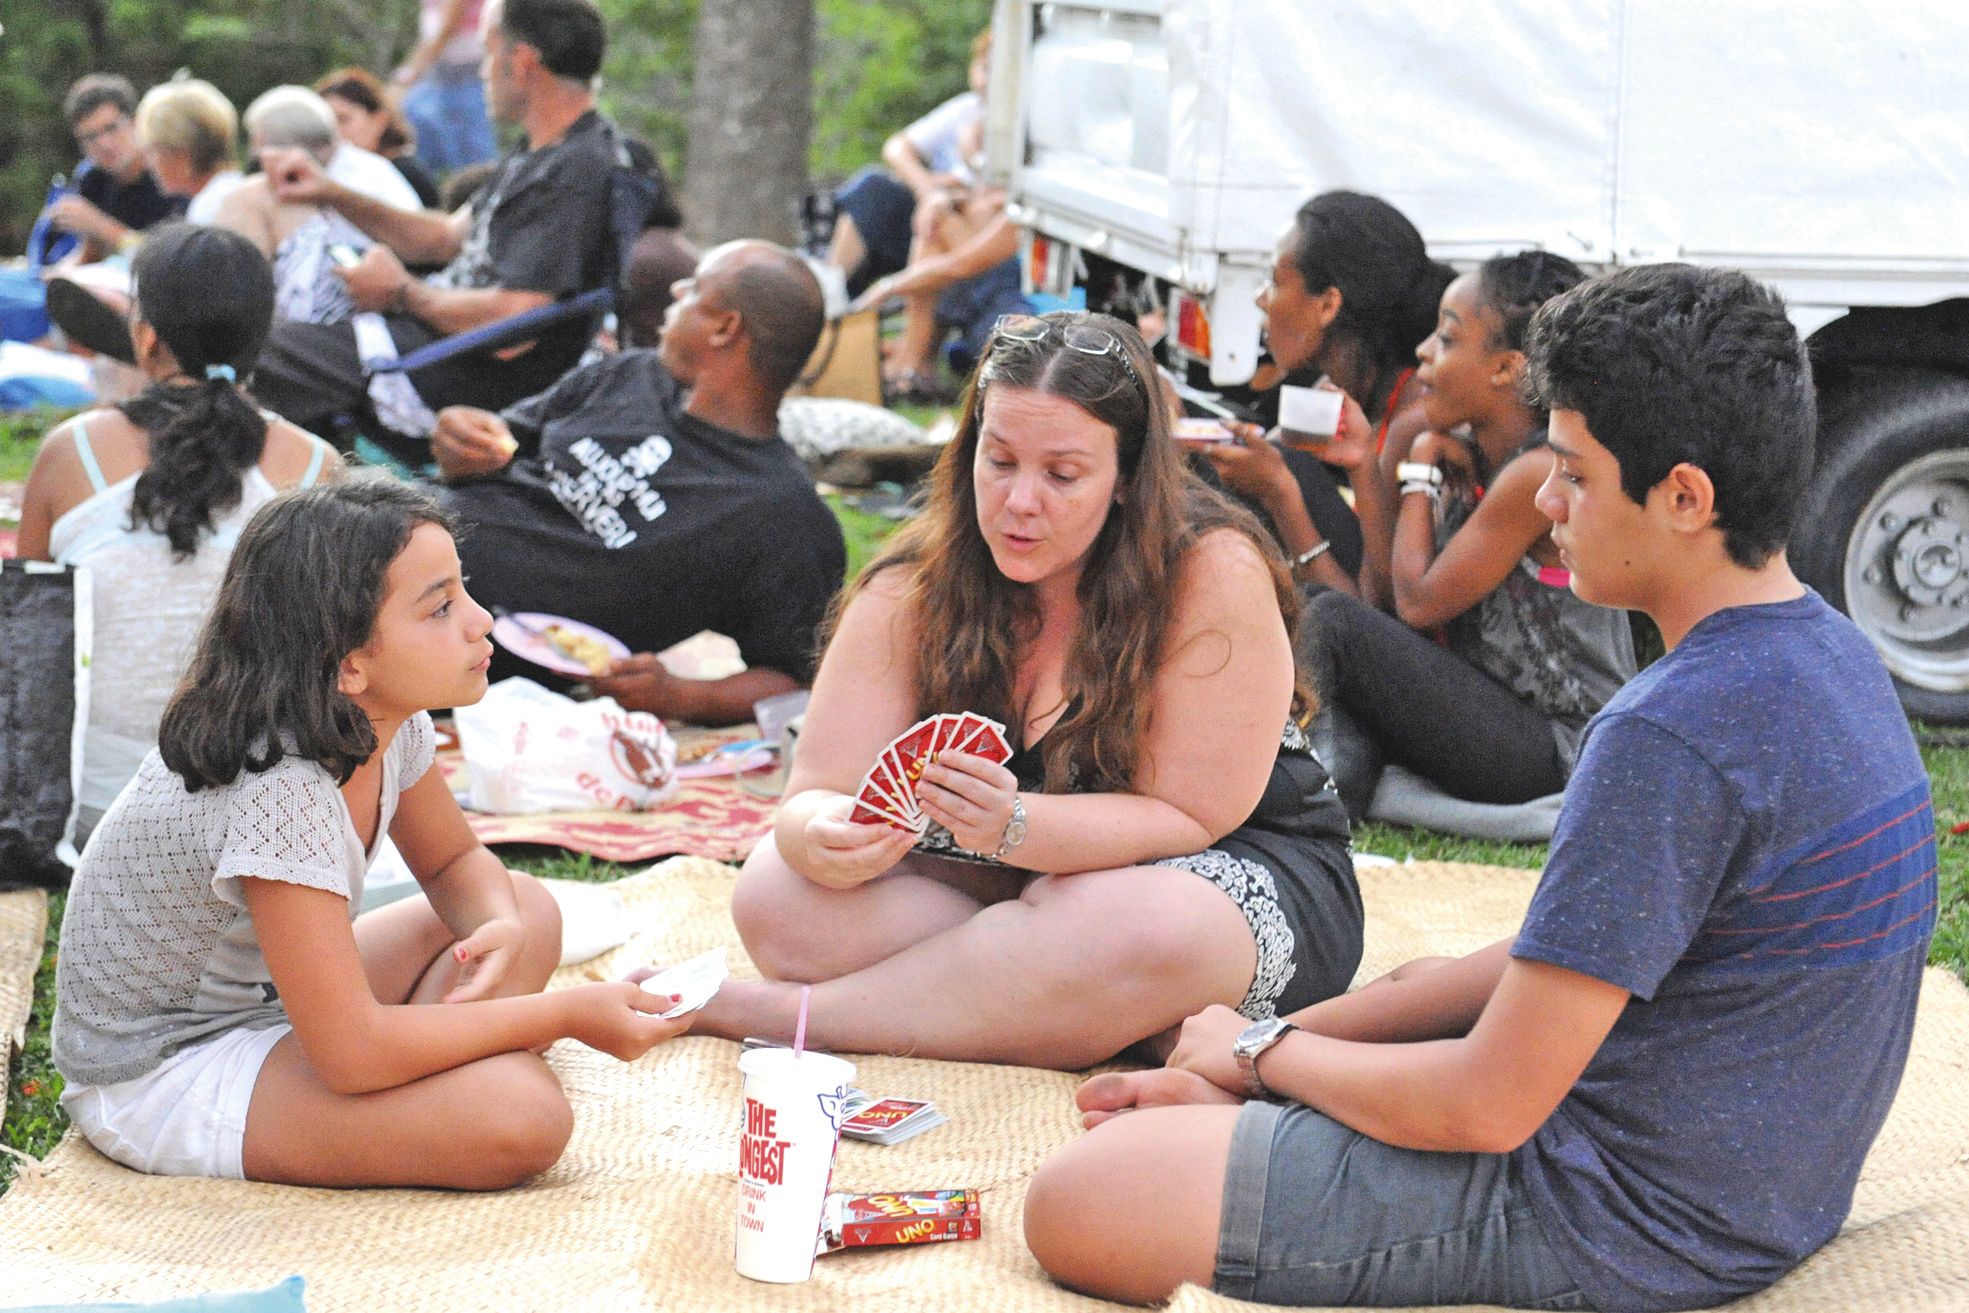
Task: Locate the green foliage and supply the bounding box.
[3,0,993,250]
[809,0,994,184]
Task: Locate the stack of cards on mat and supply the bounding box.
[850,713,1012,833]
[840,1092,948,1145]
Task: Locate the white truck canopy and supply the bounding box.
[992,0,1969,381]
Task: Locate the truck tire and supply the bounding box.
[1793,369,1969,723]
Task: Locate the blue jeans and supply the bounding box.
[402,63,498,175]
[1216,1100,1590,1309]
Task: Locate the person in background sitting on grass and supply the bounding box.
[1298,251,1636,820]
[42,74,183,263]
[1023,264,1937,1312]
[315,67,443,210]
[1187,191,1453,600]
[16,224,342,846]
[693,311,1361,1070]
[52,480,692,1189]
[432,239,843,725]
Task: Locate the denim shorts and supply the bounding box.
[1215,1100,1589,1309]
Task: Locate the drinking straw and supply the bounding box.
[793,984,812,1057]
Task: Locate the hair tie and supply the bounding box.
[204,363,237,383]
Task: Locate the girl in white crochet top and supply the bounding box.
[53,481,692,1188]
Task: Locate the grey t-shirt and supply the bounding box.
[53,714,435,1088]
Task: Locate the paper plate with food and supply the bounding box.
[491,610,630,678]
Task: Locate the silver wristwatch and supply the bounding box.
[989,795,1028,860]
[1232,1016,1297,1099]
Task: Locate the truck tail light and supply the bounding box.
[1172,291,1213,361]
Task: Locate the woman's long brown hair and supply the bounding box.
[827,312,1308,794]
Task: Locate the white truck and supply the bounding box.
[984,0,1969,722]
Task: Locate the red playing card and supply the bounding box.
[945,712,988,755]
[851,781,921,832]
[880,718,942,810]
[930,712,966,758]
[954,716,1012,765]
[866,756,920,819]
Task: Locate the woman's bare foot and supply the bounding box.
[695,977,804,1044]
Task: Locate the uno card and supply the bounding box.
[851,767,921,831]
[956,716,1013,765]
[842,1097,934,1137]
[880,718,942,807]
[867,756,920,819]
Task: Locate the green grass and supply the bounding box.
[0,409,60,489]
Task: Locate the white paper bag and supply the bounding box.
[453,677,678,815]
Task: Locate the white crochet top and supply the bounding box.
[52,713,434,1088]
[48,416,328,814]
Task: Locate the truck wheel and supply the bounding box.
[1794,370,1969,723]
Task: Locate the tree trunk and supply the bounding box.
[682,0,813,248]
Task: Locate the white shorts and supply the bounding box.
[60,1024,290,1179]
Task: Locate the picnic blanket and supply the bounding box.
[0,888,48,1128]
[1,859,1964,1312]
[438,631,779,864]
[439,725,779,864]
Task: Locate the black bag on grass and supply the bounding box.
[0,559,88,889]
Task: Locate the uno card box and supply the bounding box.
[821,1189,982,1252]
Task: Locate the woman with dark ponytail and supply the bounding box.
[1179,191,1454,603]
[18,222,341,840]
[1299,251,1637,820]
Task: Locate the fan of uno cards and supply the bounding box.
[850,713,1011,833]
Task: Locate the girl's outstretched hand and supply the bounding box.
[565,980,696,1061]
[799,793,919,890]
[443,914,527,1003]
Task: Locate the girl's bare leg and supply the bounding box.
[705,864,1258,1070]
[240,872,572,1189]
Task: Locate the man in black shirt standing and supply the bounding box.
[44,75,182,262]
[432,240,847,726]
[252,0,628,439]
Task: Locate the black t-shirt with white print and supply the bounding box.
[446,350,846,687]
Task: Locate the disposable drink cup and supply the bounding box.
[734,1047,857,1283]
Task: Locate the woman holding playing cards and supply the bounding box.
[697,310,1362,1070]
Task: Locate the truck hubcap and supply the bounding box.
[1844,451,1969,692]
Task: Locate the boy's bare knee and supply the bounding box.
[1024,1146,1141,1302]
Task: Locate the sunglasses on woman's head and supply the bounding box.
[990,314,1140,387]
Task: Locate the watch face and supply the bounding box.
[1235,1016,1290,1056]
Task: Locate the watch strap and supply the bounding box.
[1395,461,1444,486]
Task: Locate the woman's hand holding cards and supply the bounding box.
[801,793,919,890]
[915,750,1019,854]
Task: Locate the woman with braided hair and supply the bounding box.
[17,223,340,842]
[1297,251,1638,819]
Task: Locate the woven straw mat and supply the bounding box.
[1,859,1964,1312]
[0,887,49,1127]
